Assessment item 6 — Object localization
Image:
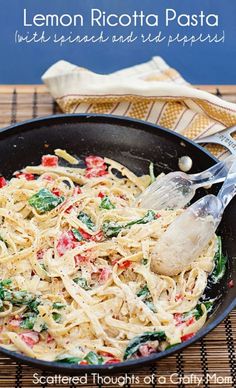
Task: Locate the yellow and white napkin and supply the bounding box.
[42,57,236,158]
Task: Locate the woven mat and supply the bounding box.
[0,85,235,388]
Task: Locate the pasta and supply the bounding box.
[0,152,221,365]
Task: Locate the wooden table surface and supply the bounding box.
[0,84,236,128]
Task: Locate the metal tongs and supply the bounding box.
[138,155,236,210]
[150,160,236,276]
[195,125,236,155]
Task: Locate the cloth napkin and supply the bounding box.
[42,57,236,159]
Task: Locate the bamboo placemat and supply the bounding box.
[0,85,235,388]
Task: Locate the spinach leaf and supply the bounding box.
[102,222,123,237]
[203,300,215,313]
[39,323,48,332]
[21,311,47,332]
[136,285,156,312]
[78,211,95,231]
[149,162,156,183]
[124,331,166,360]
[20,315,37,330]
[0,279,12,287]
[84,351,104,365]
[28,188,64,213]
[27,298,40,313]
[10,291,33,305]
[73,277,90,290]
[57,351,104,365]
[165,343,181,350]
[52,312,61,323]
[40,263,47,272]
[0,286,9,301]
[52,302,65,310]
[137,285,150,298]
[1,288,37,309]
[211,236,227,283]
[184,300,214,321]
[103,210,156,237]
[56,356,82,364]
[126,210,156,228]
[99,196,115,210]
[144,300,157,313]
[1,290,11,301]
[142,258,148,265]
[0,281,41,316]
[72,228,84,242]
[10,292,40,314]
[0,280,11,301]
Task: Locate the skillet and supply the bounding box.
[0,113,235,374]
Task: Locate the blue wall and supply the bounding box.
[0,0,235,84]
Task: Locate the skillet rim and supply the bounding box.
[0,113,235,374]
[0,113,224,163]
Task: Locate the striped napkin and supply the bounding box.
[42,57,236,159]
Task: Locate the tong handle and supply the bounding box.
[195,125,236,155]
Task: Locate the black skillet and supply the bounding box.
[0,114,235,374]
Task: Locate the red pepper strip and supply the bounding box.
[0,177,7,188]
[98,192,105,198]
[105,359,121,364]
[181,333,195,342]
[20,331,39,347]
[47,334,54,343]
[228,279,234,288]
[56,231,76,256]
[186,317,195,327]
[119,260,132,269]
[175,294,184,302]
[91,231,104,242]
[85,155,105,168]
[73,228,104,242]
[85,168,108,178]
[42,174,54,182]
[74,254,88,266]
[41,155,58,167]
[15,173,35,181]
[139,344,156,357]
[51,188,61,197]
[111,258,120,266]
[78,228,92,240]
[65,205,73,214]
[99,351,114,358]
[8,318,22,327]
[99,268,111,282]
[174,313,183,326]
[73,186,81,195]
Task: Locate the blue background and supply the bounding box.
[0,0,235,84]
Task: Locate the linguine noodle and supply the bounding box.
[0,152,217,364]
